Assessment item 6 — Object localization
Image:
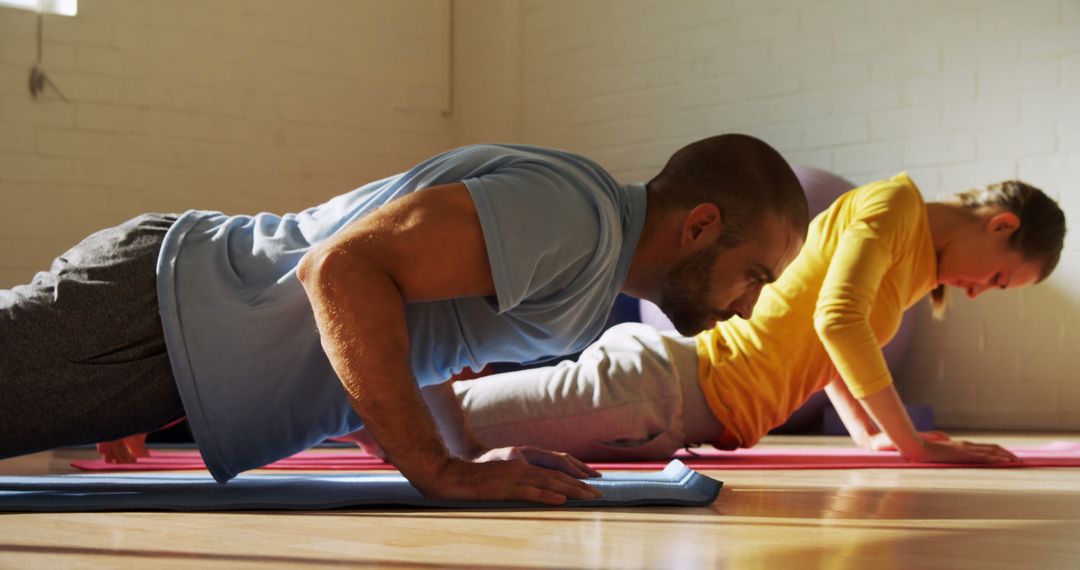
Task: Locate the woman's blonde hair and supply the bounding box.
[930,180,1066,319]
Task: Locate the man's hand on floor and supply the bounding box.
[414,454,602,505]
[476,446,601,479]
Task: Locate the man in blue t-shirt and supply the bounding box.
[0,134,808,504]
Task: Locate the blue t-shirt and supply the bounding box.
[155,144,647,482]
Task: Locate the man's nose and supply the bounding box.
[734,289,763,320]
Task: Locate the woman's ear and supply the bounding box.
[680,203,722,247]
[987,211,1020,236]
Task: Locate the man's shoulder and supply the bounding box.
[454,144,617,186]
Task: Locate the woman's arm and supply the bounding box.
[823,374,879,448]
[858,386,1016,462]
[815,190,1016,463]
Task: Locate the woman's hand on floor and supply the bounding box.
[867,430,950,452]
[912,439,1019,463]
[476,446,602,479]
[96,433,149,464]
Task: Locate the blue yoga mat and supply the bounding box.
[0,460,720,512]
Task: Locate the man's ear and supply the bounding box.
[987,211,1020,236]
[680,203,722,247]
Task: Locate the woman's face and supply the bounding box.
[937,210,1044,299]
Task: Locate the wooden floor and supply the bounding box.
[2,434,1079,569]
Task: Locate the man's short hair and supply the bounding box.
[646,133,809,246]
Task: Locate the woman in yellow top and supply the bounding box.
[443,173,1066,464]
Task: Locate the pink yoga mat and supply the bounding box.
[71,441,1080,472]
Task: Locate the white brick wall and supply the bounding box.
[2,0,1078,430]
[0,0,452,287]
[520,0,1080,430]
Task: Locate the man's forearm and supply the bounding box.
[422,382,486,459]
[299,249,451,483]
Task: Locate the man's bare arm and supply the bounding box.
[298,182,599,503]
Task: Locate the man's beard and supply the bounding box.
[658,245,732,336]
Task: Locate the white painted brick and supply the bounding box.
[902,168,942,197]
[833,142,903,173]
[903,70,976,104]
[803,116,869,148]
[941,349,1021,384]
[978,58,1060,95]
[833,24,903,56]
[1057,381,1080,430]
[1067,0,1080,24]
[765,92,832,123]
[938,161,1018,195]
[910,317,984,350]
[3,0,1080,430]
[1018,153,1080,196]
[903,133,976,166]
[734,10,798,43]
[738,67,801,99]
[705,41,772,77]
[59,73,147,106]
[870,46,942,80]
[902,381,975,416]
[868,105,942,140]
[944,289,1023,323]
[974,382,1056,417]
[978,0,1061,33]
[984,316,1064,351]
[830,80,902,115]
[0,154,82,184]
[707,100,770,131]
[1021,87,1080,122]
[896,347,945,385]
[801,56,870,91]
[942,95,1020,131]
[748,124,803,154]
[1061,121,1080,152]
[0,236,69,269]
[839,167,907,187]
[0,63,31,96]
[907,7,979,46]
[43,13,114,46]
[0,95,76,127]
[1022,284,1079,320]
[771,33,833,65]
[942,34,1019,70]
[1021,26,1080,56]
[976,123,1057,160]
[76,103,146,134]
[0,7,34,41]
[1065,54,1080,86]
[1062,313,1080,345]
[0,124,34,152]
[783,148,834,171]
[799,0,866,35]
[1018,348,1076,382]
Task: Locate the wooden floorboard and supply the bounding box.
[2,434,1079,569]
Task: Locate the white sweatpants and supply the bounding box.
[454,323,726,461]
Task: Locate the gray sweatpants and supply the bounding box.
[0,214,184,459]
[454,323,727,461]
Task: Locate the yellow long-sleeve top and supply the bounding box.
[696,173,938,448]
